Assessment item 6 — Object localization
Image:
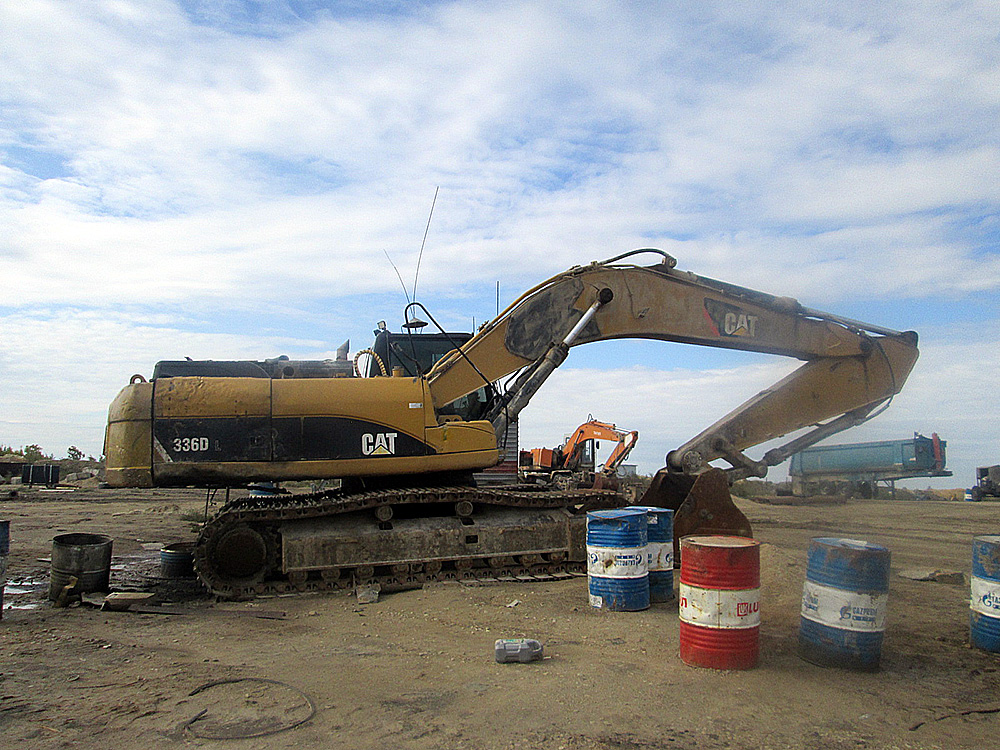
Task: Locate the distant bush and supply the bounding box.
[0,444,53,462]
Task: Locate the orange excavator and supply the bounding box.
[521,417,639,491]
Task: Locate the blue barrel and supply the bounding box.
[160,542,196,578]
[971,535,1000,652]
[798,537,891,671]
[248,482,280,498]
[586,509,648,611]
[630,506,674,602]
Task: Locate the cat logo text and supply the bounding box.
[362,433,398,456]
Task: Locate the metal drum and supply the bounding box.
[586,509,649,611]
[631,506,674,602]
[160,542,196,578]
[0,520,8,619]
[971,535,1000,652]
[49,533,113,600]
[679,536,760,670]
[798,537,890,671]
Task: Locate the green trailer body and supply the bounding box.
[789,433,951,496]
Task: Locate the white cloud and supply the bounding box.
[769,148,1000,224]
[0,0,997,484]
[518,360,800,474]
[0,308,330,458]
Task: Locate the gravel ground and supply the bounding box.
[1,486,998,749]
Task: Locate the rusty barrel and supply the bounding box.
[971,535,1000,652]
[586,509,649,611]
[49,533,113,600]
[678,536,760,669]
[798,538,890,671]
[631,506,674,602]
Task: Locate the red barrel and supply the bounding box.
[678,535,760,670]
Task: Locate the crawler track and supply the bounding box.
[195,485,624,599]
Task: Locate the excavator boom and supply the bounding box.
[425,248,917,553]
[427,249,918,478]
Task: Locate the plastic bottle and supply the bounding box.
[494,638,544,663]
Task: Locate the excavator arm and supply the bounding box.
[601,428,639,477]
[560,420,625,464]
[427,249,918,481]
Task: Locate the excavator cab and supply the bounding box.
[364,329,493,422]
[365,329,473,378]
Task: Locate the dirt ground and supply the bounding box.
[1,486,999,750]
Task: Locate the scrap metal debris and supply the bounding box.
[898,569,965,584]
[101,592,156,611]
[356,583,380,604]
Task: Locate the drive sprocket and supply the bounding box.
[195,518,280,599]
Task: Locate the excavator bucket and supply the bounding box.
[589,473,621,493]
[636,467,752,564]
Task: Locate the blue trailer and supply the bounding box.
[789,433,950,497]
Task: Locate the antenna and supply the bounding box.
[383,249,411,304]
[411,186,439,303]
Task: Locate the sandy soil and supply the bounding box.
[1,486,999,749]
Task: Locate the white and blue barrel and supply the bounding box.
[971,535,1000,652]
[586,509,649,611]
[798,538,891,671]
[0,520,8,620]
[630,506,674,602]
[248,482,280,498]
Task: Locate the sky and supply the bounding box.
[1,0,998,489]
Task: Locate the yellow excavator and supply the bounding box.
[105,249,919,598]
